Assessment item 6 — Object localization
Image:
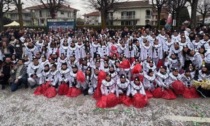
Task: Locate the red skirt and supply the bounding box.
[132,94,148,108]
[172,80,185,95]
[119,95,132,106]
[96,93,119,108]
[145,90,153,99]
[58,83,69,95]
[44,86,57,98]
[34,86,43,95]
[66,87,82,97]
[162,89,177,100]
[152,87,164,98]
[183,87,200,99]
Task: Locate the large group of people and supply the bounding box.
[0,25,210,108]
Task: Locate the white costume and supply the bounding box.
[116,78,130,97]
[27,63,42,86]
[143,74,156,90]
[58,68,70,84]
[130,81,146,96]
[155,71,169,88]
[100,79,116,95]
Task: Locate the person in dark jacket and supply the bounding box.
[0,57,12,89]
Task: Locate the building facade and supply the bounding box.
[107,1,153,26]
[5,9,33,26]
[83,11,101,25]
[6,4,78,26]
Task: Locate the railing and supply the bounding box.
[121,16,135,19]
[145,15,151,19]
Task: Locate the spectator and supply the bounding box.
[9,59,27,92]
[0,57,12,89]
[1,41,14,58]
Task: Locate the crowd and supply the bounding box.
[0,25,210,108]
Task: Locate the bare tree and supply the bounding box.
[88,0,119,29]
[152,0,167,29]
[197,0,210,25]
[187,0,199,28]
[13,0,23,28]
[167,0,187,27]
[39,0,64,19]
[0,0,12,31]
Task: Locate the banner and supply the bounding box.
[47,19,75,32]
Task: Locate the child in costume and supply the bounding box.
[116,74,131,106]
[130,77,148,108]
[96,74,118,108]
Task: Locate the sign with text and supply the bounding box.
[47,19,75,32]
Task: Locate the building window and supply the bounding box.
[145,20,150,24]
[146,10,151,18]
[61,11,64,15]
[121,21,136,26]
[40,19,45,24]
[68,12,70,17]
[121,11,135,19]
[146,10,151,16]
[39,10,42,17]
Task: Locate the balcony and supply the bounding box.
[121,16,135,20]
[108,16,113,20]
[145,15,151,19]
[23,17,32,21]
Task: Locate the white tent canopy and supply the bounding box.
[4,21,20,27]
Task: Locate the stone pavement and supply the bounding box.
[0,88,210,126]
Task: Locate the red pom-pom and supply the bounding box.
[96,96,107,108]
[132,64,142,74]
[157,59,164,68]
[119,59,130,69]
[152,87,163,98]
[139,75,144,82]
[106,93,119,107]
[132,94,148,108]
[111,45,117,52]
[172,80,185,95]
[119,95,132,106]
[41,82,50,94]
[34,86,43,95]
[96,93,119,108]
[93,85,102,100]
[162,89,177,100]
[76,70,85,83]
[66,87,82,97]
[44,86,57,98]
[145,90,153,99]
[183,87,200,99]
[98,70,106,84]
[58,83,69,95]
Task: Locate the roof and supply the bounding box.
[7,9,31,14]
[114,1,152,9]
[83,11,100,17]
[25,4,79,11]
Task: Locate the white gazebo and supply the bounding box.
[4,21,20,27]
